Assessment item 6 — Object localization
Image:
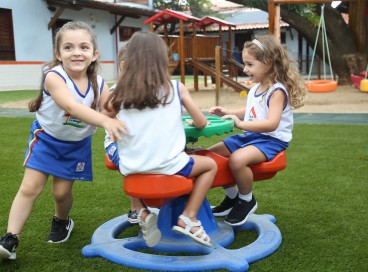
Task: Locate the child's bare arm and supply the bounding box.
[209,106,245,120]
[99,82,118,117]
[179,82,208,129]
[224,90,285,132]
[45,73,126,141]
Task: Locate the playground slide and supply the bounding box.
[224,58,244,71]
[187,59,249,93]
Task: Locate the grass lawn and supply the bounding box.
[0,90,38,104]
[0,115,367,271]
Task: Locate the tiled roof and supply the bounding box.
[144,8,200,25]
[206,0,288,31]
[205,22,289,32]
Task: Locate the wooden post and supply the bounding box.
[193,24,199,92]
[268,0,280,41]
[274,4,281,41]
[228,26,233,78]
[180,19,185,84]
[268,0,275,37]
[164,24,168,37]
[203,27,208,87]
[268,0,359,45]
[215,46,221,106]
[48,7,65,30]
[219,26,224,87]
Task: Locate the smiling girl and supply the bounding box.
[0,21,126,260]
[208,34,307,226]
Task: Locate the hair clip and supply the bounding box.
[252,39,264,51]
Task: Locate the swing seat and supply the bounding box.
[121,150,287,208]
[350,74,363,89]
[360,79,368,93]
[306,80,337,93]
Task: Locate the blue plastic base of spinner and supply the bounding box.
[82,196,282,272]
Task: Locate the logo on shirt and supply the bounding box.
[248,106,257,121]
[63,113,85,128]
[76,162,85,172]
[108,145,117,156]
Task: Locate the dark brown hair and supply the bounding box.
[29,21,100,112]
[107,31,172,111]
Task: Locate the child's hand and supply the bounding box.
[104,118,127,142]
[208,106,227,117]
[222,114,242,128]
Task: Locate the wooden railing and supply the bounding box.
[162,35,220,61]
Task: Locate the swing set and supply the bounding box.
[305,4,338,93]
[268,0,367,93]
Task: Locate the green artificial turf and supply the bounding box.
[0,117,367,272]
[0,90,38,105]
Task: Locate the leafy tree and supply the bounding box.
[153,0,221,18]
[228,0,367,84]
[152,0,223,35]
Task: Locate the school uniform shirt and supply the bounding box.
[117,80,190,176]
[244,82,293,142]
[36,65,103,141]
[24,65,104,181]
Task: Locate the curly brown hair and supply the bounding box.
[244,34,307,109]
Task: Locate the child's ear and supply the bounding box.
[56,51,62,62]
[92,50,99,62]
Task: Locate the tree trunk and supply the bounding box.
[281,5,357,84]
[229,0,367,85]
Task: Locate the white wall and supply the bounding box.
[0,0,152,90]
[2,0,54,61]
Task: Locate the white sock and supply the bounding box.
[238,192,253,202]
[225,186,239,199]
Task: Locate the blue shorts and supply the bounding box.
[176,157,194,178]
[223,132,289,161]
[106,143,119,168]
[24,120,93,181]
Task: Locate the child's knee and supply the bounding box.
[52,188,72,201]
[229,156,246,171]
[19,182,43,198]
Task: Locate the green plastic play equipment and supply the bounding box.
[182,115,234,143]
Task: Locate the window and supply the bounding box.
[281,32,286,44]
[119,26,141,41]
[0,8,15,60]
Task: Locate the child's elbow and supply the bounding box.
[196,123,206,129]
[268,121,280,132]
[195,120,207,129]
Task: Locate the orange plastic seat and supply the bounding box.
[192,150,287,188]
[124,174,193,207]
[111,151,287,207]
[305,80,337,93]
[105,154,119,170]
[351,74,363,89]
[105,154,193,207]
[250,151,287,181]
